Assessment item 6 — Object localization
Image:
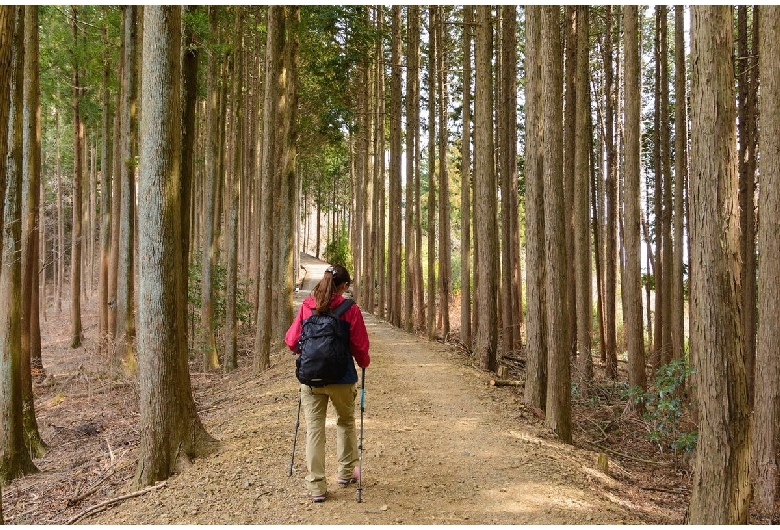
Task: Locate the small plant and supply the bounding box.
[627,356,697,454]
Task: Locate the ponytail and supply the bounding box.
[311,264,351,313]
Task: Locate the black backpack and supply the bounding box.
[296,299,355,387]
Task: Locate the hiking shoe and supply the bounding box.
[311,493,327,503]
[338,468,360,486]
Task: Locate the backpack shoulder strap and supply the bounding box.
[331,299,355,319]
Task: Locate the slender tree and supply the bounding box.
[254,6,284,372]
[388,5,402,328]
[474,6,498,372]
[523,5,547,410]
[115,5,138,365]
[541,6,571,443]
[499,5,519,357]
[753,6,779,517]
[603,6,617,379]
[426,6,437,339]
[98,7,112,341]
[135,5,216,488]
[574,6,593,383]
[436,6,452,340]
[70,6,83,348]
[623,5,646,399]
[404,6,419,331]
[460,5,472,350]
[687,6,750,523]
[225,6,243,372]
[737,6,758,403]
[201,6,220,371]
[0,6,39,482]
[21,4,45,458]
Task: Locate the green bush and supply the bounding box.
[625,355,697,454]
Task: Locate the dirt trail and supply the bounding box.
[17,254,676,524]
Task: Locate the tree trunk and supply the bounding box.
[500,5,519,357]
[523,5,547,410]
[404,6,419,331]
[0,6,38,482]
[737,6,758,405]
[273,5,297,342]
[116,5,138,367]
[603,6,617,379]
[460,5,472,350]
[254,6,283,373]
[70,7,83,349]
[201,7,220,372]
[474,6,498,372]
[651,8,663,375]
[671,6,687,364]
[21,4,45,458]
[575,6,593,384]
[659,7,673,367]
[375,7,387,320]
[388,6,402,328]
[426,6,437,339]
[56,109,63,314]
[541,6,571,443]
[687,7,750,523]
[436,6,452,340]
[563,6,577,363]
[623,5,646,398]
[98,8,112,342]
[135,6,216,488]
[753,5,779,517]
[225,6,243,373]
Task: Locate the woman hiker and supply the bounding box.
[285,264,370,503]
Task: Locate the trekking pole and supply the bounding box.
[288,389,302,477]
[357,368,365,503]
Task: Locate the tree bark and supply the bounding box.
[425,6,437,339]
[201,7,220,372]
[671,6,687,364]
[523,5,547,410]
[254,6,284,373]
[623,5,646,398]
[225,6,243,373]
[70,7,83,349]
[541,6,571,443]
[98,8,112,342]
[404,6,419,331]
[116,5,138,367]
[753,5,779,517]
[0,6,38,482]
[460,5,472,350]
[436,6,451,340]
[603,6,617,380]
[687,6,750,524]
[500,5,519,357]
[135,6,216,488]
[574,6,593,384]
[388,6,402,328]
[474,6,498,372]
[21,4,45,458]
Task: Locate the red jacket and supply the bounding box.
[285,294,371,370]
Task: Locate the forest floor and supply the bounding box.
[5,254,698,525]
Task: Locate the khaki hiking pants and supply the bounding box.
[300,383,359,495]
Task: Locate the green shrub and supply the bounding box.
[625,355,697,454]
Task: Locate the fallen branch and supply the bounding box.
[66,481,166,525]
[67,468,116,506]
[640,485,688,494]
[489,379,524,387]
